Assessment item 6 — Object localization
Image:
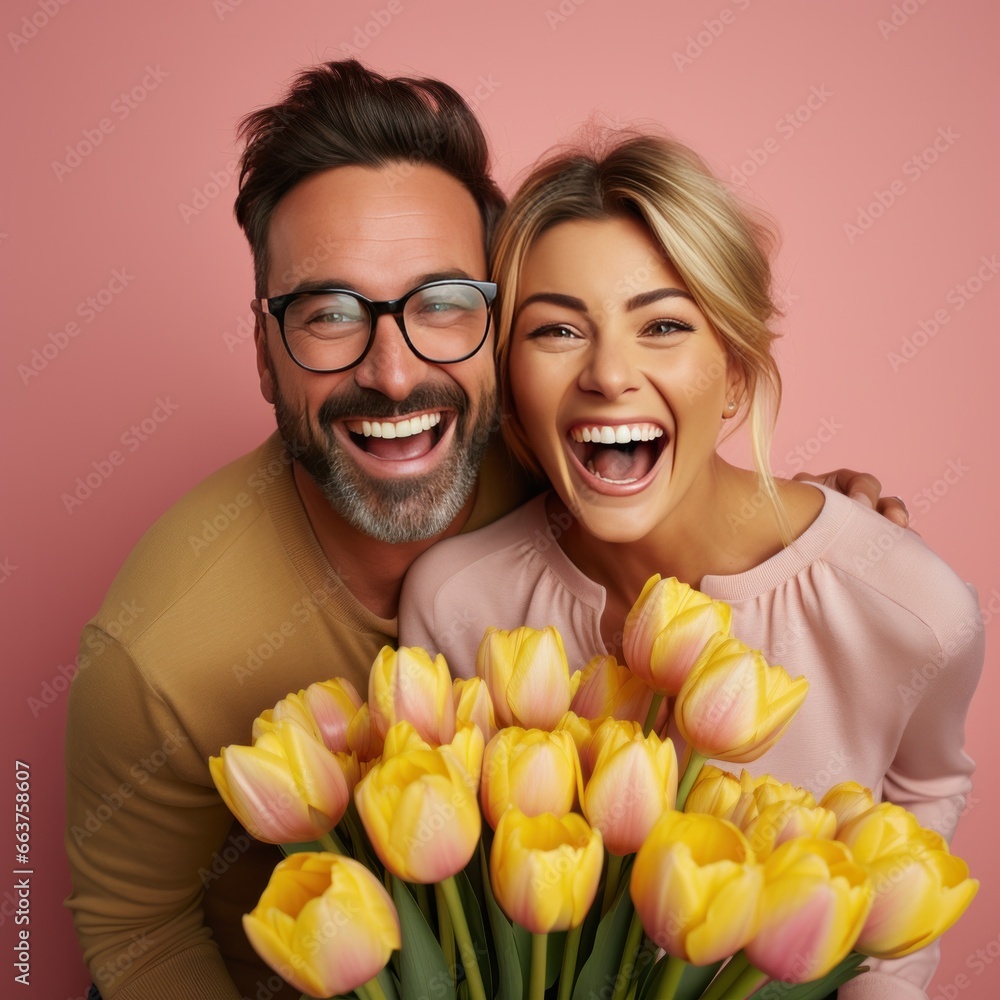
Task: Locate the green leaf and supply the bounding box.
[479,842,524,1000]
[281,839,328,857]
[392,875,455,1000]
[455,867,495,1000]
[571,876,635,1000]
[753,952,869,999]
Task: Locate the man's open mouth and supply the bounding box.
[344,411,450,461]
[567,422,667,485]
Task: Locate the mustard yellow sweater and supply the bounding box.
[64,433,524,999]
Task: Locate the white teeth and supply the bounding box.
[348,412,443,438]
[570,423,664,444]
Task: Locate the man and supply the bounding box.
[64,61,903,999]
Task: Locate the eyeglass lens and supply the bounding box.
[282,283,488,369]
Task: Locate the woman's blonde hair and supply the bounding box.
[491,129,787,530]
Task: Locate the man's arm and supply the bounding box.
[65,627,242,1000]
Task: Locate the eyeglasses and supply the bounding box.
[253,279,497,374]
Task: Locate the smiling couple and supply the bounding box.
[65,61,981,1000]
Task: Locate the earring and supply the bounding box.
[727,401,736,411]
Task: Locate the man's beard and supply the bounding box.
[271,372,498,544]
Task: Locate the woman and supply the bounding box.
[398,131,982,997]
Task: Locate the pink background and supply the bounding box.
[2,1,997,996]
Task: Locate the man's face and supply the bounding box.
[256,163,499,543]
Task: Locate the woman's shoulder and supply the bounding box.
[806,484,983,648]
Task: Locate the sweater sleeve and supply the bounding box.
[842,580,984,998]
[65,627,242,1000]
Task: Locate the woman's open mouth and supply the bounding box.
[567,422,668,489]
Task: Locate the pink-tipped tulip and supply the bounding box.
[347,703,384,764]
[838,803,979,958]
[477,625,573,730]
[369,645,456,745]
[355,747,481,884]
[480,727,583,830]
[631,811,763,965]
[454,676,499,742]
[253,678,364,755]
[555,712,601,783]
[243,853,400,998]
[210,720,350,844]
[623,575,732,695]
[674,635,808,763]
[583,726,677,855]
[490,807,604,934]
[745,838,873,982]
[382,719,485,789]
[741,801,838,860]
[570,655,667,728]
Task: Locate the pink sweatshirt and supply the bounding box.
[399,484,984,998]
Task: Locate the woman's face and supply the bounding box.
[508,214,738,543]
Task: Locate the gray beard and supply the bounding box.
[272,375,499,544]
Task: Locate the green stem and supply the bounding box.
[355,976,388,1000]
[434,882,456,990]
[318,828,346,855]
[611,908,645,1000]
[642,692,665,736]
[602,852,625,916]
[728,964,768,1000]
[440,875,487,1000]
[653,954,686,1000]
[675,750,708,811]
[699,952,751,1000]
[530,932,548,1000]
[556,923,583,1000]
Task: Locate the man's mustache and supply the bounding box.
[316,383,468,426]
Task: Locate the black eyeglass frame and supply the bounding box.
[253,278,498,374]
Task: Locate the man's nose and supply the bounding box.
[352,313,431,402]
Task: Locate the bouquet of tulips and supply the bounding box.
[210,576,978,1000]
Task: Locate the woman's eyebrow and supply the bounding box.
[625,288,695,310]
[514,292,587,320]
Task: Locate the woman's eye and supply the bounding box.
[527,324,579,340]
[644,318,693,337]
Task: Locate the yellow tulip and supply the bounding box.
[355,747,481,883]
[745,838,872,983]
[480,727,583,830]
[630,811,763,965]
[570,654,666,728]
[683,764,742,820]
[554,712,601,782]
[369,645,456,745]
[347,703,384,764]
[253,678,363,754]
[382,719,485,788]
[585,718,643,776]
[454,676,498,742]
[674,635,808,763]
[838,803,979,958]
[490,807,603,934]
[243,852,400,997]
[210,720,351,844]
[819,781,875,834]
[583,726,677,855]
[477,625,573,730]
[622,575,732,695]
[741,801,837,860]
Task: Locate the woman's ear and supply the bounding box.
[723,360,747,418]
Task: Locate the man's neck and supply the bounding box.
[291,462,476,620]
